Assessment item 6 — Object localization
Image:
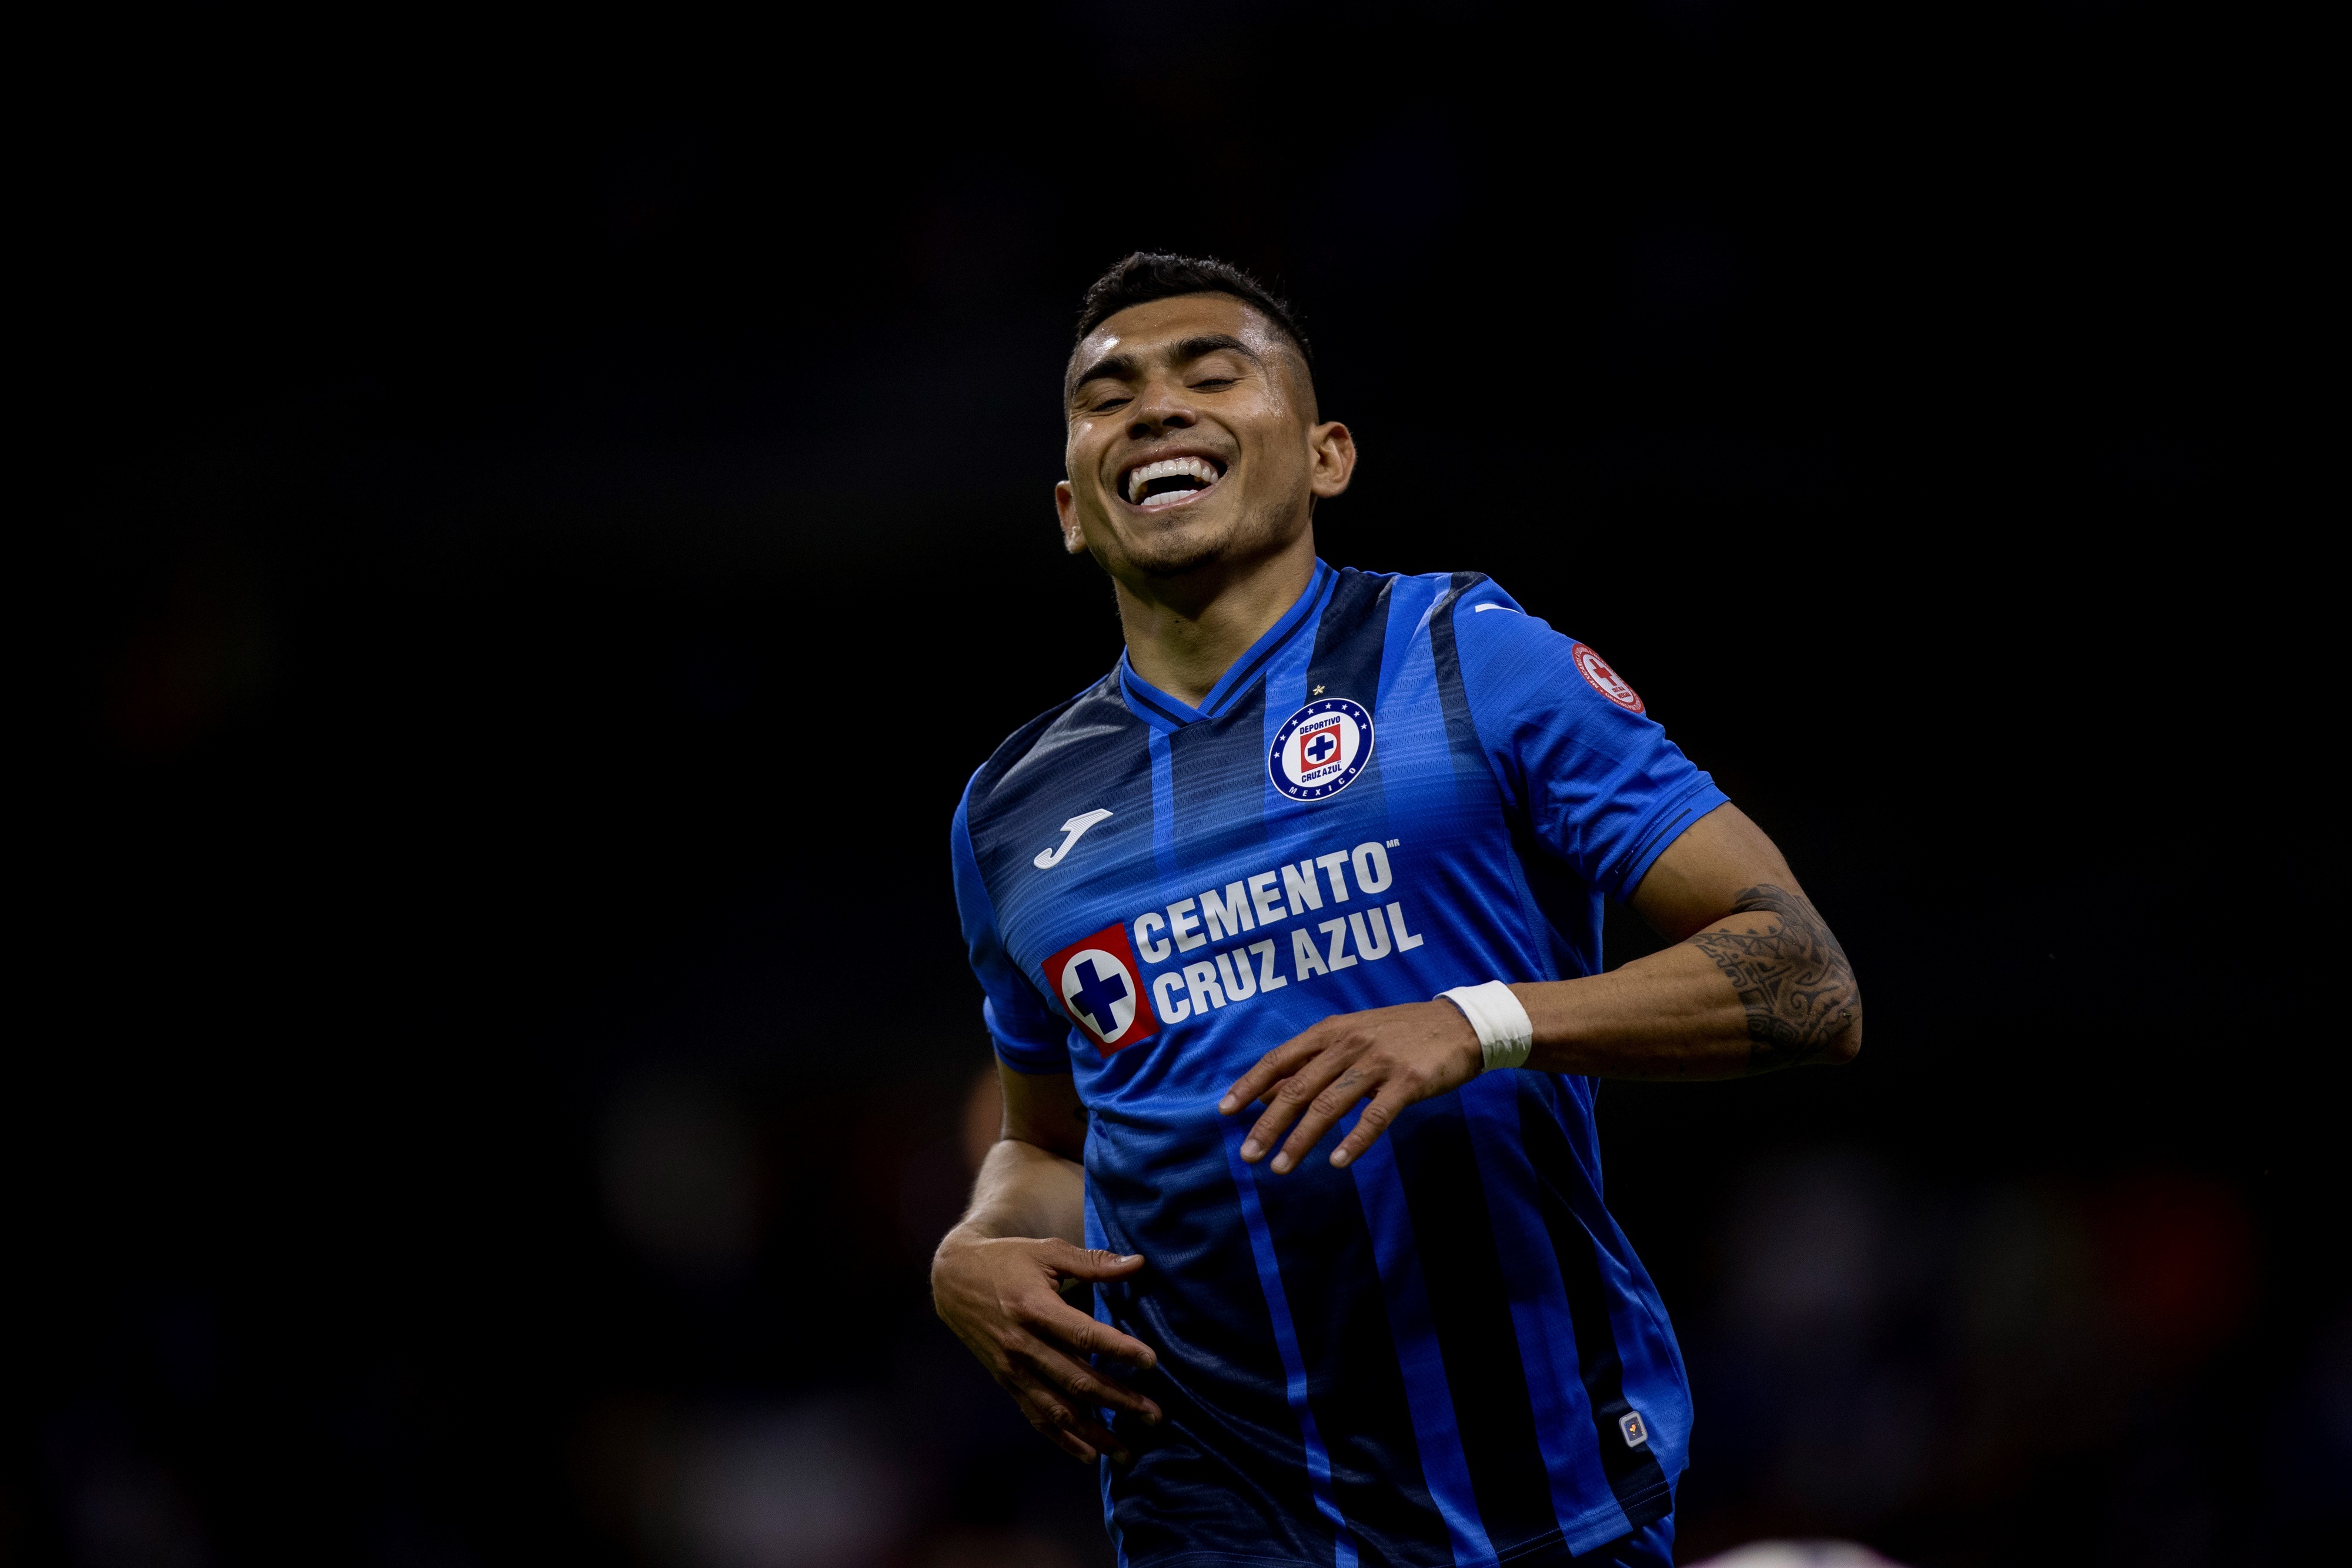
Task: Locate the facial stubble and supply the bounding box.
[1087,463,1313,585]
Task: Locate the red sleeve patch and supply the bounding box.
[1571,643,1645,714]
[1043,922,1161,1057]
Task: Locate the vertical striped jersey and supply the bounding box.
[950,561,1725,1566]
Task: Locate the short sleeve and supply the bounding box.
[1449,583,1728,901]
[950,781,1073,1074]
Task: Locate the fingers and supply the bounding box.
[1240,1040,1364,1168]
[1018,1383,1124,1465]
[1039,1240,1150,1283]
[1004,1309,1160,1466]
[1269,1061,1383,1173]
[1327,1080,1416,1169]
[1226,1002,1488,1175]
[1044,1427,1098,1465]
[995,1283,1163,1464]
[1031,1246,1159,1365]
[1041,1296,1160,1375]
[1014,1255,1161,1414]
[1217,1028,1333,1116]
[937,1236,1167,1467]
[1014,1326,1162,1425]
[1021,1307,1157,1420]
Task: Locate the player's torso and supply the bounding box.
[964,566,1567,1126]
[961,566,1689,1562]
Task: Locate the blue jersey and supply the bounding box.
[950,563,1726,1566]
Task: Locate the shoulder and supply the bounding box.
[1420,575,1658,727]
[1327,566,1541,660]
[1313,564,1523,641]
[1433,571,1534,633]
[1399,571,1571,658]
[1342,566,1526,621]
[1311,564,1562,692]
[957,671,1133,834]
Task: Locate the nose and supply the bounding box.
[1127,373,1197,439]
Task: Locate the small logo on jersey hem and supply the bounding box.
[1619,1410,1649,1448]
[1269,697,1374,802]
[1572,643,1645,714]
[1043,921,1160,1057]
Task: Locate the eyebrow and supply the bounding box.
[1067,333,1264,403]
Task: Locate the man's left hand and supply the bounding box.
[1217,1000,1484,1174]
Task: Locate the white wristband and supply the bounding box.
[1438,981,1534,1072]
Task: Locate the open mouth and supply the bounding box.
[1121,454,1227,509]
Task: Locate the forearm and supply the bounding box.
[943,1136,1087,1248]
[1222,848,1863,1174]
[926,1115,1158,1465]
[1516,884,1862,1078]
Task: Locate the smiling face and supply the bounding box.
[1055,293,1354,587]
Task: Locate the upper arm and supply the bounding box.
[1627,802,1806,942]
[999,1061,1088,1162]
[951,783,1072,1074]
[1449,588,1728,901]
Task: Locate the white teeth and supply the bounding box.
[1124,455,1222,504]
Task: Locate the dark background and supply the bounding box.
[18,4,2335,1566]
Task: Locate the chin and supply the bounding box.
[1111,511,1240,580]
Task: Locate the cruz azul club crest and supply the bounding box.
[1042,922,1160,1057]
[1269,696,1374,803]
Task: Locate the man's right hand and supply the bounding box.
[931,1233,1162,1464]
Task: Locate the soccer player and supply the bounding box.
[932,253,1862,1568]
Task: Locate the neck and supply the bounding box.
[1115,528,1319,708]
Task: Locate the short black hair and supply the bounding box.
[1072,252,1315,390]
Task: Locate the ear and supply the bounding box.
[1307,421,1357,500]
[1054,480,1087,554]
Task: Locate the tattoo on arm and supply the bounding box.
[1689,885,1859,1072]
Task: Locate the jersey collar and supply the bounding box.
[1117,559,1337,733]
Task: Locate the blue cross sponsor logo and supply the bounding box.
[1044,923,1158,1057]
[1269,696,1374,803]
[1051,934,1149,1052]
[1065,957,1129,1036]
